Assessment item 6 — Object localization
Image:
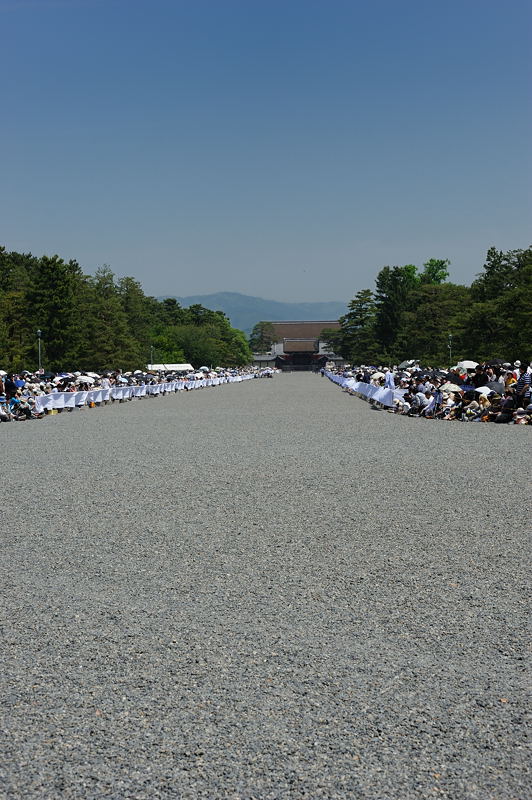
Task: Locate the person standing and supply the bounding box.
[471,365,489,388]
[4,374,18,400]
[514,365,531,406]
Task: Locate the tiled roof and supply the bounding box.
[283,339,318,352]
[269,321,340,339]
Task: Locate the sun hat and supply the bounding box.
[514,360,521,367]
[515,408,526,417]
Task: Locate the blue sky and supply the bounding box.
[1,0,530,301]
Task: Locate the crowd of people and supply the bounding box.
[0,366,276,423]
[326,359,532,425]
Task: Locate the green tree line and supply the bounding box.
[0,247,252,371]
[322,247,532,365]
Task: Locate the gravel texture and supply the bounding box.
[1,374,530,799]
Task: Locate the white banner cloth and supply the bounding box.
[325,372,395,407]
[33,375,254,413]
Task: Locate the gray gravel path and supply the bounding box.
[1,374,530,799]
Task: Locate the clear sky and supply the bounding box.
[1,0,530,302]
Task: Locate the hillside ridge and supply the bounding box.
[159,291,347,333]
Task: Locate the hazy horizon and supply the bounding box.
[1,0,530,303]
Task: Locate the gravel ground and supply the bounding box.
[1,374,530,799]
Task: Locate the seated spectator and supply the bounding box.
[485,395,503,422]
[448,392,464,420]
[513,408,529,425]
[0,396,13,422]
[9,396,32,420]
[412,389,431,415]
[463,394,480,420]
[420,391,436,416]
[400,394,412,415]
[504,371,517,389]
[476,393,491,418]
[493,390,516,423]
[435,392,453,419]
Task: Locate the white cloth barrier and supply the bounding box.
[33,375,255,414]
[325,372,395,407]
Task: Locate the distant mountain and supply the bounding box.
[159,292,347,334]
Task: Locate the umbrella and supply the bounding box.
[457,360,478,370]
[371,371,385,379]
[486,381,505,393]
[75,375,95,384]
[444,372,465,384]
[475,386,494,395]
[86,372,100,379]
[0,370,7,376]
[199,366,210,371]
[398,359,416,369]
[440,382,462,392]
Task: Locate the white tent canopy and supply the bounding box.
[147,363,194,372]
